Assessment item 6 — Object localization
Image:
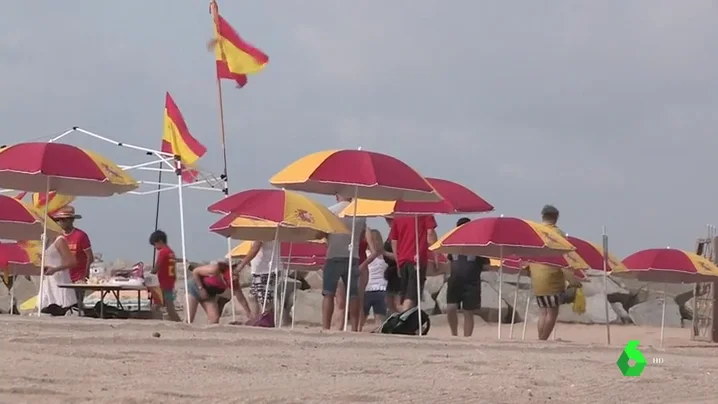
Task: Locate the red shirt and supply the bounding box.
[155,246,177,291]
[64,228,92,283]
[389,215,437,267]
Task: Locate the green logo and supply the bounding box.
[616,340,647,377]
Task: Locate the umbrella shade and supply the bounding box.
[0,195,62,240]
[565,235,625,272]
[0,241,42,276]
[210,216,329,242]
[207,189,348,235]
[616,248,718,284]
[489,257,588,280]
[269,149,440,202]
[0,142,138,196]
[430,216,575,258]
[229,240,328,260]
[32,191,76,215]
[340,177,493,217]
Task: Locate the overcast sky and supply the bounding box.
[2,1,717,263]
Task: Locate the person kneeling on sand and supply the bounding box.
[187,261,230,324]
[446,217,490,337]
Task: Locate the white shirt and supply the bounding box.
[365,250,388,292]
[325,201,366,259]
[250,241,283,275]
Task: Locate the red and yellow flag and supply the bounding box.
[212,13,269,88]
[32,192,75,215]
[162,93,207,183]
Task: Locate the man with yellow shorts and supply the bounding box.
[529,205,579,340]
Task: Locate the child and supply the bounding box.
[360,229,389,329]
[149,230,182,322]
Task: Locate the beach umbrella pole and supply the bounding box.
[509,271,521,339]
[342,185,360,332]
[660,283,667,347]
[278,243,294,329]
[175,163,191,324]
[521,279,530,340]
[497,246,503,339]
[227,238,236,322]
[9,276,15,314]
[262,227,280,316]
[602,228,611,345]
[291,270,299,330]
[414,215,423,336]
[37,178,50,315]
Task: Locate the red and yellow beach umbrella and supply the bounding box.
[208,189,348,241]
[616,248,718,283]
[228,240,327,270]
[269,149,440,202]
[0,241,42,277]
[564,236,625,272]
[0,195,62,240]
[32,191,76,215]
[341,177,494,217]
[0,142,137,196]
[430,216,575,258]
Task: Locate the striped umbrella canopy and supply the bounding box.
[0,142,137,196]
[0,195,62,240]
[0,241,42,276]
[616,247,718,283]
[341,177,493,217]
[269,149,440,202]
[430,216,575,258]
[208,189,348,241]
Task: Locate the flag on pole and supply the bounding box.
[162,92,207,183]
[32,192,75,215]
[212,14,269,88]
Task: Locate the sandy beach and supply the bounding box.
[0,316,715,404]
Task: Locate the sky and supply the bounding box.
[2,1,717,263]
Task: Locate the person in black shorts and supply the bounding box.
[382,217,401,314]
[446,217,490,337]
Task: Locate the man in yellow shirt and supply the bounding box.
[530,205,577,340]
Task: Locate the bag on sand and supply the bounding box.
[376,306,430,336]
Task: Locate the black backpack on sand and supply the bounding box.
[376,306,430,336]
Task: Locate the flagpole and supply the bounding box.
[210,0,237,322]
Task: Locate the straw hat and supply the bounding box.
[50,205,82,220]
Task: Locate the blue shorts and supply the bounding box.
[322,257,359,298]
[187,279,217,302]
[363,290,387,316]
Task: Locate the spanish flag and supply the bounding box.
[213,14,269,88]
[32,191,75,215]
[162,93,207,183]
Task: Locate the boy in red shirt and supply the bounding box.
[389,215,438,311]
[149,230,182,322]
[50,206,93,315]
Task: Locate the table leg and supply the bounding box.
[113,290,124,311]
[137,291,141,312]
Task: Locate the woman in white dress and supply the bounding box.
[38,234,78,315]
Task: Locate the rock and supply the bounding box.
[0,276,38,313]
[558,293,619,324]
[482,270,531,287]
[303,271,323,290]
[292,289,324,326]
[152,332,161,338]
[611,302,631,324]
[425,276,445,298]
[628,296,682,327]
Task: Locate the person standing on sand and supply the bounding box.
[389,214,438,311]
[528,205,580,340]
[445,217,490,337]
[382,217,401,314]
[323,194,366,331]
[360,229,389,330]
[51,206,93,315]
[149,230,182,322]
[233,240,283,324]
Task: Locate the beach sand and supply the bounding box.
[0,315,716,404]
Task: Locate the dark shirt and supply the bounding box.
[383,240,397,269]
[448,254,488,285]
